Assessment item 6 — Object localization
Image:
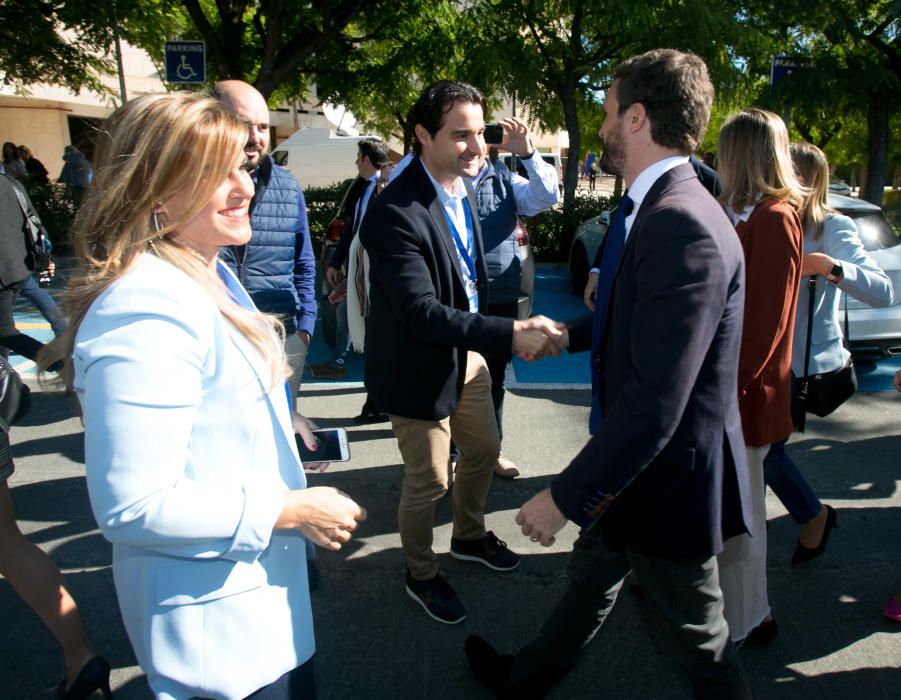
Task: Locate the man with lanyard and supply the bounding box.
[472,117,559,478]
[360,80,563,625]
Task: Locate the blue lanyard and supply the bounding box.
[443,204,477,282]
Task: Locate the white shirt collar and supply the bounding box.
[627,156,690,213]
[423,164,467,204]
[623,156,688,240]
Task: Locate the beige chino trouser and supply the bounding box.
[390,351,501,580]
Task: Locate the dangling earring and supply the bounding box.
[148,209,165,254]
[151,210,164,239]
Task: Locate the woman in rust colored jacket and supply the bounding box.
[715,108,805,646]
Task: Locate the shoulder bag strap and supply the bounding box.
[8,178,44,247]
[803,277,816,378]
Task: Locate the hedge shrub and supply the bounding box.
[524,191,618,262]
[26,183,80,252]
[303,179,354,252]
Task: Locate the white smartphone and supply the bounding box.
[295,428,350,463]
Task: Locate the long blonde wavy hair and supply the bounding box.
[717,108,806,214]
[41,92,287,389]
[790,141,837,240]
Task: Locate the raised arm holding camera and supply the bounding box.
[472,116,560,478]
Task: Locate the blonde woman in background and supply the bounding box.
[43,92,365,699]
[716,108,805,646]
[763,142,893,566]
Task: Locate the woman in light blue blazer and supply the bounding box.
[44,93,366,700]
[764,142,893,565]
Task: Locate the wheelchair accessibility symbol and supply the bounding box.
[165,41,205,84]
[176,55,197,80]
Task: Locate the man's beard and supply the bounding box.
[599,127,625,177]
[245,144,264,171]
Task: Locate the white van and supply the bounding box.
[500,152,563,184]
[270,128,365,188]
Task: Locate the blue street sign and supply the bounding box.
[165,41,206,84]
[770,55,808,85]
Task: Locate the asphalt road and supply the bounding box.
[2,376,899,699]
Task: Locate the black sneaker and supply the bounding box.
[405,570,466,624]
[450,531,520,572]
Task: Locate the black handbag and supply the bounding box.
[0,355,31,433]
[791,277,857,432]
[7,175,52,275]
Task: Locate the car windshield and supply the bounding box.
[848,212,900,251]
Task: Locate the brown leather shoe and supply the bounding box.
[494,453,520,479]
[307,362,347,379]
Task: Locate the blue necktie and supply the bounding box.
[589,194,634,434]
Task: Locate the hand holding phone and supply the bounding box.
[484,124,504,145]
[296,428,350,465]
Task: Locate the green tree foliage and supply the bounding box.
[123,0,402,100]
[0,0,117,93]
[469,0,745,254]
[743,0,900,204]
[313,1,476,150]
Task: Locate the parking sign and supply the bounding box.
[165,41,206,84]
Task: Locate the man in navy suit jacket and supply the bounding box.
[467,50,753,698]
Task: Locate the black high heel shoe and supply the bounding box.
[58,656,113,700]
[792,504,837,565]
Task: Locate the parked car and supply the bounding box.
[500,153,563,184]
[568,192,901,357]
[513,219,536,320]
[833,193,901,358]
[318,177,536,347]
[569,209,610,293]
[828,175,852,196]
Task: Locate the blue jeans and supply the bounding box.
[329,298,351,367]
[762,375,822,525]
[20,275,67,336]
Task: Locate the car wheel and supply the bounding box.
[570,242,589,293]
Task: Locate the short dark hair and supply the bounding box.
[357,137,391,169]
[410,80,486,155]
[612,49,713,154]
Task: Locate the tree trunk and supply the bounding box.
[862,89,889,206]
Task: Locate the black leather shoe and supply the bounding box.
[58,656,113,700]
[792,504,837,565]
[465,636,559,699]
[353,401,388,424]
[465,635,513,695]
[736,617,778,648]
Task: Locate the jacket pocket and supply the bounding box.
[658,444,697,473]
[156,558,267,606]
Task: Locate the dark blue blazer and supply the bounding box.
[360,157,514,420]
[554,164,751,559]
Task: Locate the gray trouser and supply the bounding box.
[285,332,309,413]
[511,528,752,699]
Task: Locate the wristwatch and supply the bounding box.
[829,262,844,281]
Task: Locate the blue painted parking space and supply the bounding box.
[302,264,901,391]
[11,263,901,391]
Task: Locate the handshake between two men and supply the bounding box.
[511,315,569,362]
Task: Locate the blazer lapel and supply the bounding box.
[410,158,467,288]
[216,263,304,478]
